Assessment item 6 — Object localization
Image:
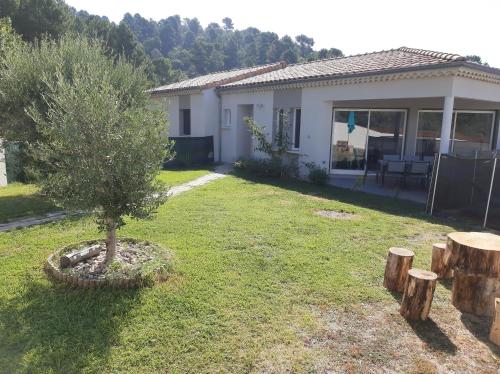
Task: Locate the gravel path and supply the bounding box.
[0,164,232,233]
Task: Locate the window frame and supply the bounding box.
[291,108,301,151]
[415,109,496,156]
[180,109,191,136]
[223,108,232,127]
[330,108,407,175]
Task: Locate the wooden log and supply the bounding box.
[60,244,101,268]
[452,269,500,317]
[447,232,500,277]
[400,269,437,321]
[383,247,414,293]
[490,298,500,346]
[431,243,453,279]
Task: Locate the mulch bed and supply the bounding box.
[46,239,172,288]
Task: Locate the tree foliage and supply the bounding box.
[26,36,171,262]
[2,0,345,84]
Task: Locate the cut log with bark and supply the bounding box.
[384,247,414,293]
[447,232,500,277]
[400,268,437,321]
[452,269,500,317]
[60,244,101,268]
[431,243,453,279]
[490,298,500,346]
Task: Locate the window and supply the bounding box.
[416,110,495,157]
[224,109,231,127]
[292,108,301,150]
[331,109,406,171]
[416,111,444,157]
[180,109,191,136]
[274,108,301,150]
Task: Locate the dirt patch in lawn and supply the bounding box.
[314,209,355,220]
[306,299,499,373]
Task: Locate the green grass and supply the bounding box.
[0,183,56,223]
[0,174,467,373]
[156,168,212,187]
[0,169,212,224]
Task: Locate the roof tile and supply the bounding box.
[220,47,469,89]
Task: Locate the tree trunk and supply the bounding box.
[452,269,500,317]
[400,268,437,321]
[105,218,117,265]
[383,247,414,293]
[490,298,500,346]
[431,243,453,279]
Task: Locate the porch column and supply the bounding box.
[439,95,454,154]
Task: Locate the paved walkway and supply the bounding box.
[0,164,232,233]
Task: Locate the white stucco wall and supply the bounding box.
[201,89,221,160]
[220,90,274,163]
[0,142,6,186]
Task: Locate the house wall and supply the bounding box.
[201,89,221,160]
[273,89,301,109]
[299,76,500,175]
[0,143,6,186]
[220,90,274,163]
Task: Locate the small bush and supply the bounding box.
[234,157,298,179]
[305,162,329,185]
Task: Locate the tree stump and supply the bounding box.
[448,232,500,317]
[490,298,500,346]
[452,269,500,317]
[431,243,453,279]
[447,232,500,277]
[400,269,437,321]
[383,247,414,293]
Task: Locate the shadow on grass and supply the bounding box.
[438,278,453,291]
[460,313,500,356]
[232,171,472,231]
[408,318,457,354]
[0,274,142,373]
[0,194,57,223]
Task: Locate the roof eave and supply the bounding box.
[217,61,498,92]
[149,87,205,97]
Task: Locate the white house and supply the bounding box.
[151,47,500,177]
[149,62,286,163]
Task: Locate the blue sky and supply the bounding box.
[66,0,500,67]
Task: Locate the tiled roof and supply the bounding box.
[219,47,471,89]
[149,62,286,94]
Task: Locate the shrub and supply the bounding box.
[234,157,298,179]
[305,162,329,185]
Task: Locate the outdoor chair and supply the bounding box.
[382,160,406,186]
[377,155,401,183]
[404,161,430,188]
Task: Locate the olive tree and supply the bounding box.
[28,36,171,263]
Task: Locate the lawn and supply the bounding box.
[0,168,212,224]
[0,173,497,373]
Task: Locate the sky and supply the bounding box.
[65,0,500,67]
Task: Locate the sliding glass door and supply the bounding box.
[331,109,406,173]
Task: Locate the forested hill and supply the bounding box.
[0,0,343,85]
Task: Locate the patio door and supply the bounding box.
[330,109,406,174]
